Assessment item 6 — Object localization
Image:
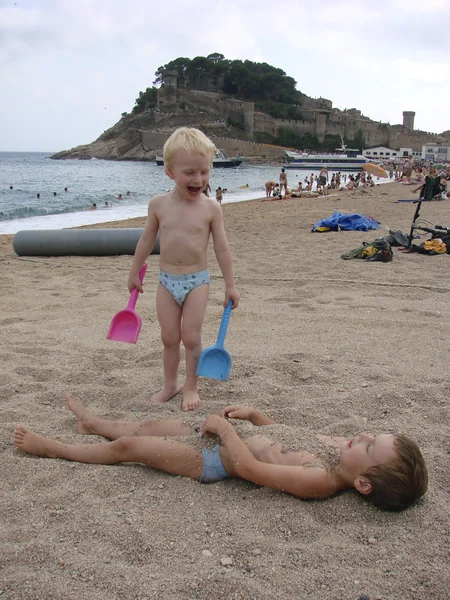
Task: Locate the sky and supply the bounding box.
[1,0,449,152]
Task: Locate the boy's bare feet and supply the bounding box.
[150,385,180,405]
[182,389,200,411]
[66,393,96,434]
[14,425,60,458]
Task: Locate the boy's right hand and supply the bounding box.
[127,273,144,294]
[221,406,255,421]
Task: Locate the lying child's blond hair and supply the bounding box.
[163,127,215,168]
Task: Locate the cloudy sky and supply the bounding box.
[1,0,449,152]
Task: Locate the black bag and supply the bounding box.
[364,238,393,262]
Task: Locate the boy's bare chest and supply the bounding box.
[246,435,318,467]
[159,208,210,234]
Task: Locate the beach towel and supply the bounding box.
[312,212,380,233]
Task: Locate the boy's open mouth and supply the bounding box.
[187,186,202,194]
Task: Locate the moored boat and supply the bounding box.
[156,146,244,168]
[156,157,243,168]
[283,141,368,171]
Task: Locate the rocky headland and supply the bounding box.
[51,54,449,163]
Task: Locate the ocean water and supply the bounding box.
[0,152,382,234]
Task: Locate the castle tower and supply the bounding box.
[315,113,326,143]
[242,101,254,136]
[162,70,178,89]
[402,111,415,130]
[157,69,178,108]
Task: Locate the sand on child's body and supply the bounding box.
[173,419,337,470]
[1,182,449,599]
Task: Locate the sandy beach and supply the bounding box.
[1,182,449,600]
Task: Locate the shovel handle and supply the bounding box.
[216,300,233,348]
[126,263,147,311]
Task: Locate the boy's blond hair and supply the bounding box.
[163,127,215,168]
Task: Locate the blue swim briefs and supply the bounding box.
[159,269,210,307]
[200,445,230,483]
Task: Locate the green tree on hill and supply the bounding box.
[148,54,302,107]
[153,57,192,88]
[132,87,157,113]
[131,54,368,152]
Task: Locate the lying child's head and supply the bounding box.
[363,434,428,511]
[163,127,215,170]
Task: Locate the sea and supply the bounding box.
[0,152,384,235]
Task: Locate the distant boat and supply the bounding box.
[283,138,368,171]
[156,146,244,168]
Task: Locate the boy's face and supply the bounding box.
[338,433,396,482]
[165,150,211,200]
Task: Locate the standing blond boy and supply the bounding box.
[128,128,240,411]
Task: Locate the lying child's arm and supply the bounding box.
[221,405,275,426]
[202,416,337,499]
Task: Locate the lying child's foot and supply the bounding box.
[66,393,96,434]
[14,425,61,458]
[150,385,180,405]
[182,389,200,412]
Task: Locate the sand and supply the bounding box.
[1,182,449,600]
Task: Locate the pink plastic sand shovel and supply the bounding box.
[107,264,147,344]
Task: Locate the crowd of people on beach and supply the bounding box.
[263,167,377,201]
[14,127,429,514]
[261,155,448,202]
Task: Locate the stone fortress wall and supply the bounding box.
[155,70,445,152]
[140,130,287,160]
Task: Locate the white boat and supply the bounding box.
[156,146,244,168]
[283,139,368,171]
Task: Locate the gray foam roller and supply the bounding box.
[13,229,160,257]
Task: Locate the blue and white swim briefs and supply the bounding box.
[200,445,230,483]
[159,269,210,306]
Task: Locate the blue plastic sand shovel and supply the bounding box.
[196,301,233,381]
[107,264,147,344]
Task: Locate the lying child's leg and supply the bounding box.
[14,426,203,479]
[67,394,190,440]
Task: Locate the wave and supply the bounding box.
[0,203,94,222]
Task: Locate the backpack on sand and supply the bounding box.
[341,238,393,262]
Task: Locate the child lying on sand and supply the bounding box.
[14,395,427,512]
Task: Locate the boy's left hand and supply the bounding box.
[224,285,240,309]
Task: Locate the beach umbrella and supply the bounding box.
[362,163,388,178]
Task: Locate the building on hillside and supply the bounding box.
[155,69,446,150]
[363,146,422,160]
[398,147,421,158]
[363,146,399,159]
[422,143,450,162]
